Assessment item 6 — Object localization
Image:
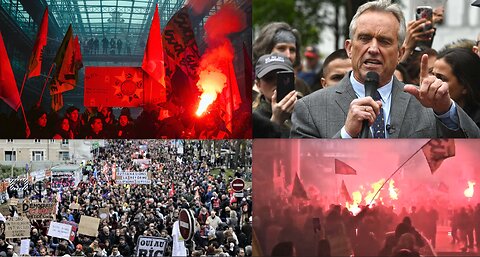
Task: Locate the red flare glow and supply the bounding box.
[464,181,475,198]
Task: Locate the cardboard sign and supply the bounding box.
[78,215,100,237]
[48,221,73,240]
[69,203,80,210]
[0,204,10,216]
[26,202,56,220]
[5,216,30,238]
[136,236,168,257]
[9,198,18,206]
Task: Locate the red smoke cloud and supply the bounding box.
[195,3,246,116]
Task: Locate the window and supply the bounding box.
[5,151,16,161]
[34,139,41,143]
[32,151,44,161]
[59,151,70,161]
[6,139,13,143]
[62,139,69,145]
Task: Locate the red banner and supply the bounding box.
[84,66,144,107]
[27,7,48,79]
[0,32,21,111]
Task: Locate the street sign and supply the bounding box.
[231,178,245,192]
[178,209,194,241]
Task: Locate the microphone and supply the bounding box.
[360,71,379,138]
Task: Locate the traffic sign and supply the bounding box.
[178,209,194,241]
[231,178,245,192]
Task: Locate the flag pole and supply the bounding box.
[20,103,30,138]
[367,140,430,206]
[38,63,55,106]
[19,73,28,97]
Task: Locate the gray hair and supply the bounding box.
[349,0,406,48]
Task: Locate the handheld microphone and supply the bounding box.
[360,71,379,138]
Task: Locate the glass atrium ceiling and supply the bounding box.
[46,0,185,53]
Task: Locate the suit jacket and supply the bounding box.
[290,73,480,138]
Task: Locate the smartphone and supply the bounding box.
[416,6,433,33]
[276,71,295,102]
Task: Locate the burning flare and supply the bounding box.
[195,68,227,116]
[345,178,399,216]
[389,180,399,200]
[464,181,475,198]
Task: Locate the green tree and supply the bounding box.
[0,165,26,179]
[253,0,331,46]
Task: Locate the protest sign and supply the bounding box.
[78,215,100,237]
[136,236,168,257]
[5,216,30,238]
[116,171,151,184]
[26,202,56,220]
[47,221,72,240]
[20,239,30,255]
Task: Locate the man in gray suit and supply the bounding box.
[291,0,480,138]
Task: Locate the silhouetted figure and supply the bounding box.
[102,37,108,54]
[117,39,123,55]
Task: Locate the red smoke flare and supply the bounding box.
[195,4,246,116]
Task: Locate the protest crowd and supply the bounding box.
[0,139,253,257]
[256,198,480,257]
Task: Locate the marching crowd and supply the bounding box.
[252,0,480,138]
[1,139,253,257]
[257,200,480,256]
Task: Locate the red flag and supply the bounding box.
[341,180,352,202]
[50,25,75,96]
[142,4,165,86]
[84,66,144,107]
[74,35,83,70]
[0,32,21,111]
[292,172,308,199]
[169,182,175,197]
[422,139,455,174]
[335,159,357,175]
[27,7,48,79]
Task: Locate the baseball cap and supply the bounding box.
[304,46,319,58]
[255,53,293,79]
[473,0,480,7]
[6,245,13,249]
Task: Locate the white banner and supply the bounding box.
[116,171,151,184]
[136,236,168,257]
[47,221,72,240]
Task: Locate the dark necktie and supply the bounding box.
[371,90,385,138]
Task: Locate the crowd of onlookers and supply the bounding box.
[1,139,253,256]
